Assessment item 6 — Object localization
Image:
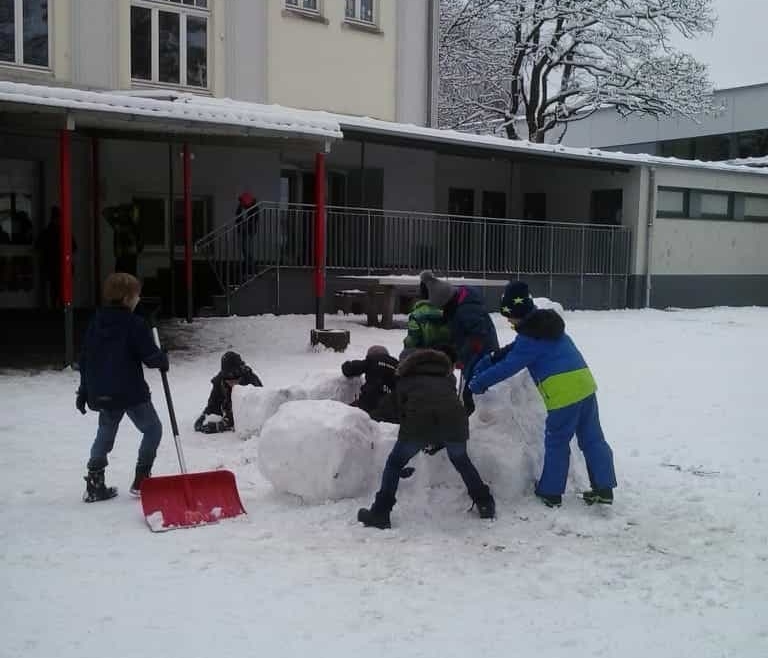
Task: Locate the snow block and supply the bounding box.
[257,400,379,502]
[232,373,361,439]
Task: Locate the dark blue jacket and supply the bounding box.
[446,286,499,375]
[78,306,168,410]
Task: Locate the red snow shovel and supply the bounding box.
[140,328,247,532]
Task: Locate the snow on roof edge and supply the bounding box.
[0,81,342,140]
[327,112,768,177]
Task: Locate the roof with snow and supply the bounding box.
[0,81,342,142]
[0,81,766,176]
[330,113,768,177]
[723,156,768,168]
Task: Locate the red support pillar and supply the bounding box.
[60,129,74,366]
[313,152,327,330]
[91,137,101,304]
[183,143,193,323]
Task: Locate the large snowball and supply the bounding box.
[257,400,380,502]
[232,372,361,439]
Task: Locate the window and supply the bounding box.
[743,195,768,221]
[345,0,374,23]
[130,0,208,88]
[286,0,319,12]
[657,188,687,218]
[737,129,768,159]
[134,195,211,249]
[691,190,731,219]
[0,0,49,68]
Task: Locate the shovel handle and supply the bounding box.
[153,327,188,474]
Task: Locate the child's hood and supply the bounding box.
[91,306,134,338]
[397,349,452,378]
[516,309,565,340]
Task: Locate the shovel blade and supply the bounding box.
[140,470,247,532]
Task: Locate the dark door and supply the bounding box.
[523,192,546,220]
[591,189,623,225]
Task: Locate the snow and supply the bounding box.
[2,80,766,178]
[0,81,342,140]
[2,307,768,658]
[330,112,768,177]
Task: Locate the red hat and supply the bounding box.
[238,192,255,207]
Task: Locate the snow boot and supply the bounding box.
[536,492,562,508]
[357,492,396,529]
[583,488,613,506]
[83,468,118,503]
[129,464,152,498]
[470,484,496,519]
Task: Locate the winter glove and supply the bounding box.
[159,349,170,373]
[463,388,476,416]
[76,389,87,415]
[194,414,206,432]
[423,443,445,456]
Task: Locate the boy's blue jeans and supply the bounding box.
[536,394,617,497]
[87,401,163,471]
[379,439,485,496]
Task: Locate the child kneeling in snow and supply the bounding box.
[77,273,168,502]
[357,348,495,529]
[194,351,263,434]
[468,281,617,508]
[341,345,399,423]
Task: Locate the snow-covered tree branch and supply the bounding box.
[439,0,717,142]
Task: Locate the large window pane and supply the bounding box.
[360,0,373,22]
[0,0,15,63]
[130,5,151,80]
[135,198,167,249]
[158,10,180,84]
[345,0,355,18]
[186,15,207,87]
[697,192,729,218]
[737,129,768,159]
[22,0,47,66]
[657,189,686,217]
[174,198,210,245]
[744,195,768,220]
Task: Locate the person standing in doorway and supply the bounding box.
[104,203,143,275]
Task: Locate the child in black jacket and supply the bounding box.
[194,351,263,434]
[77,273,169,502]
[341,345,399,422]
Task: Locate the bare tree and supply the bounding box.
[439,0,716,142]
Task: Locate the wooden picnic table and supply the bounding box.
[336,275,508,329]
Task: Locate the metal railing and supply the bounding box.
[196,202,631,306]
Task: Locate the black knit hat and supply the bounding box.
[220,351,245,378]
[500,281,535,319]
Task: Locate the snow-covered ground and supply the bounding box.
[1,307,767,658]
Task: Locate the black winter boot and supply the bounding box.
[129,464,152,497]
[83,468,118,503]
[470,484,496,519]
[583,488,613,505]
[357,492,396,529]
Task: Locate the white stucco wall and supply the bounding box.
[562,83,768,149]
[266,0,397,119]
[650,165,768,276]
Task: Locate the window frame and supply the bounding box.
[284,0,322,17]
[132,193,212,252]
[344,0,376,25]
[130,0,210,90]
[0,0,51,70]
[690,189,733,220]
[656,187,689,219]
[742,194,768,222]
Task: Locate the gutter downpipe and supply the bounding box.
[644,166,656,308]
